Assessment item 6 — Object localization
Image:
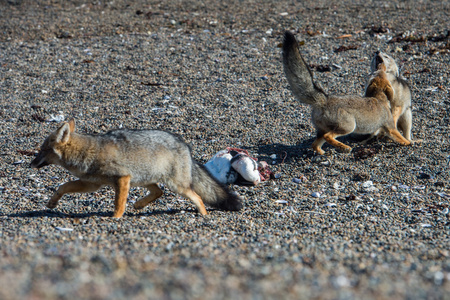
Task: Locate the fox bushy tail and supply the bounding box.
[191,162,242,211]
[282,31,327,107]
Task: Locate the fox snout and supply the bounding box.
[30,152,49,169]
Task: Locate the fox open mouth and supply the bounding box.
[375,53,384,68]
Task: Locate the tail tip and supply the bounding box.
[220,192,243,211]
[283,30,297,50]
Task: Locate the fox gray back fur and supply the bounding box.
[100,129,240,210]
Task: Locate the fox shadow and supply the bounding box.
[4,207,197,219]
[255,134,376,163]
[256,140,312,164]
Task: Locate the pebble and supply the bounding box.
[275,200,288,204]
[55,227,74,231]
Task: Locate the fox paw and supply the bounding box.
[46,201,58,209]
[313,147,325,155]
[340,146,352,153]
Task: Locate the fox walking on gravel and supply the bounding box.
[30,119,242,218]
[282,31,410,154]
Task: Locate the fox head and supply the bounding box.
[30,119,75,169]
[371,51,399,77]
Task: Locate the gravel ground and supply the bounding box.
[1,0,449,299]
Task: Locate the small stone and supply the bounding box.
[362,181,373,188]
[418,172,432,179]
[275,200,288,204]
[55,227,74,231]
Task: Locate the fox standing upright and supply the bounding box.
[363,59,411,144]
[282,31,410,154]
[30,119,242,218]
[369,51,413,141]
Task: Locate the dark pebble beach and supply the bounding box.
[0,0,449,299]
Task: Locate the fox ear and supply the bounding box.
[55,122,72,144]
[68,119,75,133]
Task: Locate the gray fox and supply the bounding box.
[369,51,413,141]
[282,31,410,154]
[30,119,242,218]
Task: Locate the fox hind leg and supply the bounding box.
[112,175,131,218]
[180,188,207,216]
[47,180,102,209]
[323,131,352,153]
[134,184,163,210]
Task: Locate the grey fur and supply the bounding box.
[84,129,240,210]
[282,31,327,107]
[191,163,242,211]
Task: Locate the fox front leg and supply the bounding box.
[397,108,413,142]
[47,180,102,209]
[386,128,411,146]
[112,175,131,218]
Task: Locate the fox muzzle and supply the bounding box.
[30,156,49,169]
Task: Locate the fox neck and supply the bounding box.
[57,133,98,174]
[384,71,398,83]
[371,90,389,102]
